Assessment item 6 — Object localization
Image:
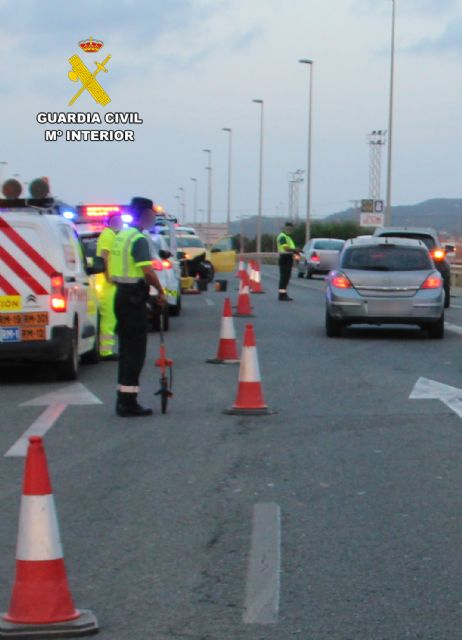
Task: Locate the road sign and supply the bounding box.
[360,212,384,228]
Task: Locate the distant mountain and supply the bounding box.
[326,199,462,235]
[229,199,462,238]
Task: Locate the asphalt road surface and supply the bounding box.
[2,267,462,639]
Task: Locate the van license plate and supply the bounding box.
[22,327,46,341]
[0,327,20,342]
[0,312,49,327]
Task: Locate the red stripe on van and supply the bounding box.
[0,274,19,295]
[0,247,48,295]
[0,216,55,277]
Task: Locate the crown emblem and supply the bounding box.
[78,36,104,53]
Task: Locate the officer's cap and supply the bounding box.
[130,197,154,216]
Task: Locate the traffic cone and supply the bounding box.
[234,272,254,317]
[206,298,240,364]
[236,255,246,279]
[0,436,98,638]
[224,324,276,416]
[248,261,257,293]
[251,261,265,294]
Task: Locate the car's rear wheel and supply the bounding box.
[306,268,313,279]
[297,271,304,278]
[325,311,343,337]
[428,314,444,339]
[56,323,79,380]
[81,315,100,365]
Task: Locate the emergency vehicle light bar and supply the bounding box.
[83,205,122,217]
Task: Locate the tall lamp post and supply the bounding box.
[178,186,186,222]
[299,58,314,243]
[252,99,264,254]
[222,127,233,235]
[190,178,198,224]
[385,0,396,226]
[202,148,212,244]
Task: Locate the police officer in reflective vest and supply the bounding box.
[276,222,300,301]
[96,213,122,360]
[110,197,166,417]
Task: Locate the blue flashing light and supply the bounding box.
[121,213,133,224]
[62,210,76,220]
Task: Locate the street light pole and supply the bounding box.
[385,0,396,226]
[178,187,186,222]
[252,99,264,254]
[299,59,314,243]
[202,148,212,244]
[222,128,233,235]
[190,178,198,224]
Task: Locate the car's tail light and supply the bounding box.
[311,252,320,263]
[421,274,442,289]
[50,273,67,312]
[331,273,352,289]
[185,253,191,260]
[161,260,172,269]
[431,249,445,261]
[152,259,164,271]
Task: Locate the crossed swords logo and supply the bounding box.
[67,54,112,107]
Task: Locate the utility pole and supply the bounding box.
[288,169,304,221]
[368,130,386,200]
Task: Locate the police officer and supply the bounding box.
[110,197,166,417]
[276,222,300,301]
[96,213,122,360]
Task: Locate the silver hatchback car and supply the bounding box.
[325,237,445,338]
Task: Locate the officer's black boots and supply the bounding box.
[278,293,293,301]
[116,392,153,417]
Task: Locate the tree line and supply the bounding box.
[232,220,373,252]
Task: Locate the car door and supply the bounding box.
[209,236,236,273]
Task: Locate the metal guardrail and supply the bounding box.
[451,264,462,287]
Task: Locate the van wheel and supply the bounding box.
[428,314,444,339]
[306,269,313,279]
[81,316,100,365]
[444,282,450,308]
[325,311,343,337]
[56,324,79,380]
[297,271,304,279]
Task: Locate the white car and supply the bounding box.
[146,232,182,331]
[0,200,102,379]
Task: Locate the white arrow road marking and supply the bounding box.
[5,383,102,458]
[243,503,281,625]
[410,377,462,419]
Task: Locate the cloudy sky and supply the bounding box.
[0,0,461,222]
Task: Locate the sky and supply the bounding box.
[0,0,461,223]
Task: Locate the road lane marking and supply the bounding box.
[243,503,281,625]
[445,322,462,335]
[205,298,215,306]
[410,376,462,419]
[5,383,102,457]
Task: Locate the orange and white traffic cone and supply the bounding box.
[234,272,254,317]
[251,261,265,294]
[207,298,240,364]
[236,255,246,279]
[224,324,275,415]
[0,436,98,638]
[248,261,257,293]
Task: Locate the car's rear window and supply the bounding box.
[176,236,204,248]
[341,246,433,271]
[378,233,435,250]
[313,240,344,251]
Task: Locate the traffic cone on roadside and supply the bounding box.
[206,298,240,364]
[224,324,276,416]
[236,255,246,279]
[0,436,98,638]
[251,261,265,294]
[234,272,254,317]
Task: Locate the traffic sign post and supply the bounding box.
[360,199,384,227]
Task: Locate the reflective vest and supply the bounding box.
[277,232,296,254]
[96,227,117,257]
[110,228,151,283]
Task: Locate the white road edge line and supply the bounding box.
[445,322,462,335]
[5,403,68,457]
[205,298,215,306]
[243,502,281,625]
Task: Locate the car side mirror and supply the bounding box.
[86,256,105,275]
[445,244,455,255]
[159,249,172,260]
[177,250,186,260]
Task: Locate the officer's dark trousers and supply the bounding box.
[278,254,294,291]
[114,283,148,404]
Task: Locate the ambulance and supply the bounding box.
[0,179,103,380]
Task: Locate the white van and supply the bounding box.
[0,201,103,379]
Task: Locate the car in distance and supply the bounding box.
[298,238,345,279]
[373,227,453,308]
[325,237,445,339]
